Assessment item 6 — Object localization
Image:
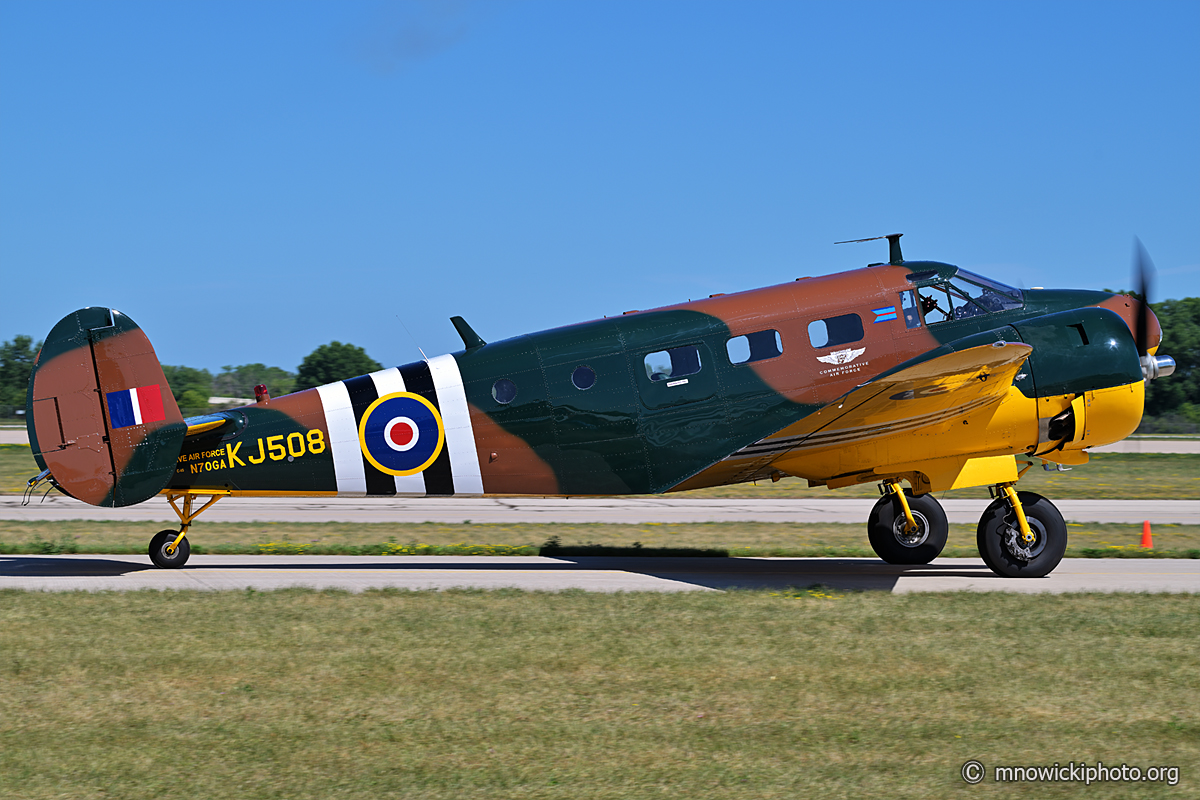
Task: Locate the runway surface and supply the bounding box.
[2,554,1197,594]
[1,494,1197,524]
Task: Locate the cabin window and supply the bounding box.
[644,345,703,382]
[726,330,783,364]
[571,366,596,390]
[491,378,517,405]
[807,313,864,349]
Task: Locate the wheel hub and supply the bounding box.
[1002,518,1047,562]
[892,510,930,547]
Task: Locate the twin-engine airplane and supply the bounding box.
[25,234,1175,577]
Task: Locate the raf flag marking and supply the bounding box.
[106,385,166,429]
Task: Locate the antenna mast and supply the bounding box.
[834,233,904,264]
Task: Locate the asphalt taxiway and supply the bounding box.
[2,554,1197,594]
[1,495,1197,524]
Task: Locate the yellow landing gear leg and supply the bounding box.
[148,491,227,569]
[883,479,919,535]
[868,480,948,564]
[977,483,1067,577]
[996,483,1035,546]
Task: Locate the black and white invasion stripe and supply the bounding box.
[315,354,484,496]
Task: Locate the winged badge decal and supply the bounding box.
[817,347,866,365]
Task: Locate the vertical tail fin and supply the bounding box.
[27,307,186,507]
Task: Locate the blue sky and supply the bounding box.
[2,0,1197,373]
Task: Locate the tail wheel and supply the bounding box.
[867,490,948,564]
[149,529,190,569]
[976,492,1066,577]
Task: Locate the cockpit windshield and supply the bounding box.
[917,269,1023,323]
[957,270,1023,307]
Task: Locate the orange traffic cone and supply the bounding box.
[1141,521,1153,549]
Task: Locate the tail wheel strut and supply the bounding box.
[148,492,228,569]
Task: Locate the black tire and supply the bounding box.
[976,492,1066,578]
[867,490,948,564]
[149,529,190,569]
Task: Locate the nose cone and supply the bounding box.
[1097,294,1163,353]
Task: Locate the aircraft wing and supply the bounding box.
[712,341,1035,490]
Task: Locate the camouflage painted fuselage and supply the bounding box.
[161,260,1153,500]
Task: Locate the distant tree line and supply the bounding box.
[0,336,38,413]
[1,301,1196,428]
[1141,297,1200,432]
[0,339,382,418]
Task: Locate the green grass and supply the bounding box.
[2,443,1197,498]
[2,519,1198,558]
[0,589,1196,799]
[0,444,42,494]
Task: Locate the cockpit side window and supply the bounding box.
[916,283,977,322]
[917,272,1023,324]
[953,270,1024,313]
[955,267,1022,309]
[900,290,922,329]
[917,284,952,323]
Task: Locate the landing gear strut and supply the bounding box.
[867,481,948,564]
[148,492,226,569]
[977,486,1066,577]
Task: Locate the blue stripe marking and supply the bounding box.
[106,390,136,428]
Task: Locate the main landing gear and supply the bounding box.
[868,481,948,565]
[977,485,1066,578]
[148,492,225,569]
[868,480,1067,577]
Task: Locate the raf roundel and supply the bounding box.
[358,392,445,476]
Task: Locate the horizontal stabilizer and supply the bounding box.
[184,415,228,437]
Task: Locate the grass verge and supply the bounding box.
[1,589,1197,799]
[1,519,1197,558]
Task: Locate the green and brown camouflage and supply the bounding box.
[27,243,1165,507]
[26,308,185,507]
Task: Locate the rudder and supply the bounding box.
[27,307,186,507]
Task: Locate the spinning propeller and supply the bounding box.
[1133,237,1176,381]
